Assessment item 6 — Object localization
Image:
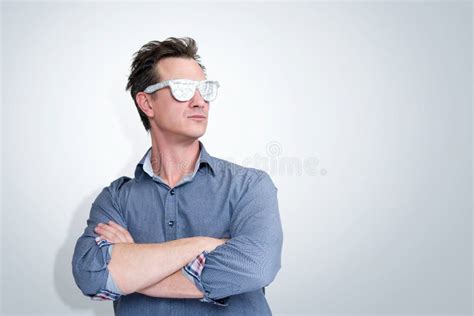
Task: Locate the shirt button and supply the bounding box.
[168,220,174,227]
[170,189,175,195]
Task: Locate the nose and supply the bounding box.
[190,89,207,108]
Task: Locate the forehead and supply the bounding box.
[156,57,206,81]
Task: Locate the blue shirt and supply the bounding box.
[72,141,284,315]
[105,145,203,297]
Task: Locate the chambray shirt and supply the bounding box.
[72,141,284,316]
[103,146,203,297]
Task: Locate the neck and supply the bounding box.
[149,130,200,188]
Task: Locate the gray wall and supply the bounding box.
[1,2,472,315]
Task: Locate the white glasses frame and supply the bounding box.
[143,79,220,102]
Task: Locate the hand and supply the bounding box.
[202,237,230,252]
[94,220,135,244]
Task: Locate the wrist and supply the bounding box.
[198,236,225,253]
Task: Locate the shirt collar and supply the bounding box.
[134,140,216,182]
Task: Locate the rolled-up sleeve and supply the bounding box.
[189,170,284,304]
[105,245,124,296]
[182,250,230,306]
[71,177,130,301]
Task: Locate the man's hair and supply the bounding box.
[125,37,207,131]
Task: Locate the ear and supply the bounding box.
[135,92,155,118]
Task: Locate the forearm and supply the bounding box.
[137,268,204,299]
[108,237,206,295]
[191,172,284,301]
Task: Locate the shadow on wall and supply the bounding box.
[54,63,151,316]
[54,188,115,316]
[53,75,148,316]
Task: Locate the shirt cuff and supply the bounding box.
[105,245,124,295]
[182,250,230,307]
[90,238,122,301]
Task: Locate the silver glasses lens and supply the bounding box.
[169,80,197,102]
[198,81,219,102]
[168,80,219,102]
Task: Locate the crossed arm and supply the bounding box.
[72,172,283,305]
[94,221,226,298]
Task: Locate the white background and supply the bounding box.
[1,1,472,316]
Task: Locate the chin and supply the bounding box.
[190,131,206,139]
[180,129,206,140]
[187,127,207,137]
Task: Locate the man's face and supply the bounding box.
[148,57,209,141]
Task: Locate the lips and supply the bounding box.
[188,115,207,119]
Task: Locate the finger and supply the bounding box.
[94,226,121,243]
[100,223,129,243]
[102,223,130,243]
[97,223,119,234]
[125,233,134,243]
[108,221,128,233]
[94,226,116,241]
[107,221,134,243]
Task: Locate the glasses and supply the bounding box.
[143,79,220,102]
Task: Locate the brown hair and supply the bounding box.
[125,37,207,131]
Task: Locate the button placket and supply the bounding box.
[165,187,177,240]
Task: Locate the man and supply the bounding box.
[72,37,284,315]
